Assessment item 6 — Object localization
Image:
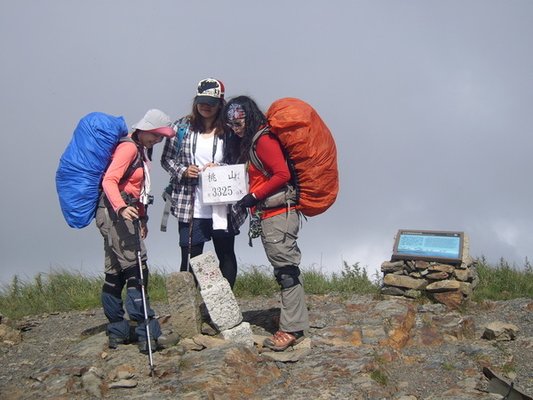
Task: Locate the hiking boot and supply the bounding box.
[108,336,127,349]
[263,330,305,352]
[138,338,157,354]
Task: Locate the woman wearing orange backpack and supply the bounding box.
[224,96,309,351]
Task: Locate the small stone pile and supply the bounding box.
[165,251,254,346]
[380,235,479,309]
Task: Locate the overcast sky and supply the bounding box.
[2,1,533,285]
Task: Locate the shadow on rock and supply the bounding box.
[242,307,280,334]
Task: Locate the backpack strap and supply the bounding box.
[249,126,300,203]
[171,117,190,152]
[249,126,271,177]
[161,117,189,232]
[118,136,143,185]
[100,136,144,219]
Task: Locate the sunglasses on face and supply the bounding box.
[226,119,245,129]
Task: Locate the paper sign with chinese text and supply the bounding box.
[200,164,248,205]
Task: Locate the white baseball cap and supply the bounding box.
[194,78,225,106]
[131,109,175,137]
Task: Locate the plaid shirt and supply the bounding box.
[160,118,247,231]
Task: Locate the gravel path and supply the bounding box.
[1,295,532,399]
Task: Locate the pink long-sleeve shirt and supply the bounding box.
[102,139,146,217]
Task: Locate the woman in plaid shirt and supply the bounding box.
[160,79,246,288]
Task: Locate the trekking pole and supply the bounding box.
[133,218,155,375]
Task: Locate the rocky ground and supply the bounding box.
[0,294,532,399]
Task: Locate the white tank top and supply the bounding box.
[192,133,223,218]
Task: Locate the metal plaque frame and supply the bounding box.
[391,229,464,264]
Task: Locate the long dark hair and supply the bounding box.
[188,98,226,137]
[223,96,267,164]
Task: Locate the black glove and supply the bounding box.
[237,193,259,209]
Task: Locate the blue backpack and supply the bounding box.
[56,112,133,228]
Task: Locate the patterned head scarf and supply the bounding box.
[226,103,245,122]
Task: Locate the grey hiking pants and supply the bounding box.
[95,204,161,342]
[261,209,309,333]
[95,201,147,273]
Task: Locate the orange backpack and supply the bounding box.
[255,98,339,216]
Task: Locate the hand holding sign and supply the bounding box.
[236,193,258,209]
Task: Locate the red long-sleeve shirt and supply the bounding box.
[248,134,292,219]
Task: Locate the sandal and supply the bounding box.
[263,331,304,352]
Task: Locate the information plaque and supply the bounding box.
[200,164,248,205]
[391,229,464,264]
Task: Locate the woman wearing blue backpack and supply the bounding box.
[97,109,175,355]
[160,78,246,288]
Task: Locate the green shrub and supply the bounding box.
[331,261,379,295]
[472,257,533,301]
[370,369,388,386]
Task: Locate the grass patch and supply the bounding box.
[147,268,168,302]
[0,269,168,320]
[233,265,279,297]
[331,262,380,295]
[370,369,388,386]
[233,261,379,298]
[501,362,516,375]
[442,362,455,371]
[471,257,533,301]
[1,257,531,320]
[1,270,103,320]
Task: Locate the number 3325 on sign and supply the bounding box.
[200,164,248,205]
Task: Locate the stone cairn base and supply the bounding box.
[165,272,202,339]
[165,251,254,347]
[380,235,479,309]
